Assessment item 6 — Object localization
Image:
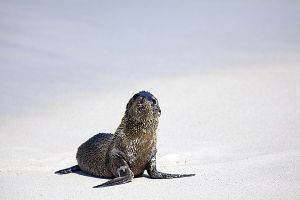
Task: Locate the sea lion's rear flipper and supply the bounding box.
[146,156,195,179]
[55,165,81,174]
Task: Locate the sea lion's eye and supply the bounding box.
[152,98,157,105]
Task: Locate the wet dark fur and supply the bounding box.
[55,91,195,187]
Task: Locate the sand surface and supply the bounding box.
[1,1,300,199]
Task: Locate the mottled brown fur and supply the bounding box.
[56,91,195,187]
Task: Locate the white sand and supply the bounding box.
[1,1,300,199]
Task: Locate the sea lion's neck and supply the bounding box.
[126,118,158,135]
[115,115,158,137]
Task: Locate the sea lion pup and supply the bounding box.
[55,91,195,188]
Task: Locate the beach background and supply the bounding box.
[0,0,300,199]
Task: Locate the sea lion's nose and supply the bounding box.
[140,96,146,102]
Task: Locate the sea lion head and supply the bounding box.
[126,91,161,122]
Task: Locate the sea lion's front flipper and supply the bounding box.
[148,171,195,179]
[94,151,134,188]
[146,156,195,179]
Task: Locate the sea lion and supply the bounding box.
[55,91,195,187]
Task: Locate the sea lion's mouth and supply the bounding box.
[137,103,146,110]
[135,102,158,119]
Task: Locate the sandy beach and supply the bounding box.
[1,1,300,199]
